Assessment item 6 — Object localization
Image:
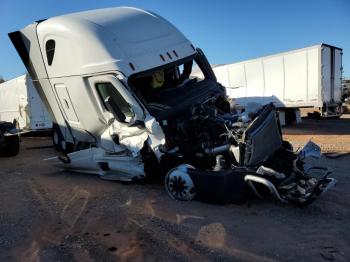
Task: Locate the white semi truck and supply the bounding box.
[9,7,335,205]
[210,44,343,125]
[0,74,52,131]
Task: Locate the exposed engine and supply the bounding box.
[157,96,336,207]
[161,97,236,169]
[160,95,276,169]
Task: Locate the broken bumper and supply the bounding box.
[166,164,336,207]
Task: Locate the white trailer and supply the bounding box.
[211,44,343,124]
[0,74,52,131]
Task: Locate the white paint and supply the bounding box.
[12,7,198,181]
[0,74,52,130]
[36,7,196,78]
[212,44,342,110]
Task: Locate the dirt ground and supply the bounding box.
[283,114,350,152]
[0,117,349,262]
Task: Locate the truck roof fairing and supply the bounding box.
[10,7,196,79]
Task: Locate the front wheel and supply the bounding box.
[165,164,196,201]
[52,124,74,153]
[52,124,63,152]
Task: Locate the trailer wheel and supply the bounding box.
[165,164,196,201]
[2,135,20,156]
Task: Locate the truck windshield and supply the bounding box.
[130,56,206,98]
[129,55,219,118]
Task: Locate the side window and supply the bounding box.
[96,82,134,117]
[45,40,55,66]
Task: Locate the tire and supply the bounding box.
[52,124,74,153]
[0,122,20,157]
[165,164,196,201]
[52,124,64,152]
[3,135,20,156]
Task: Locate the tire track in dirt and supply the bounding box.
[16,182,109,261]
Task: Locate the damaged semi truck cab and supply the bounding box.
[10,7,336,206]
[9,7,212,176]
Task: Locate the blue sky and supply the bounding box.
[1,0,349,80]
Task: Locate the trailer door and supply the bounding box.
[322,45,343,104]
[322,46,332,103]
[333,48,342,103]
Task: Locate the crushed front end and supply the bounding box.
[128,52,336,207]
[160,101,336,207]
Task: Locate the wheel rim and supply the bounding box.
[165,164,196,201]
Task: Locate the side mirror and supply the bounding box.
[104,96,126,123]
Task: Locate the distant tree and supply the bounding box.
[0,75,5,83]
